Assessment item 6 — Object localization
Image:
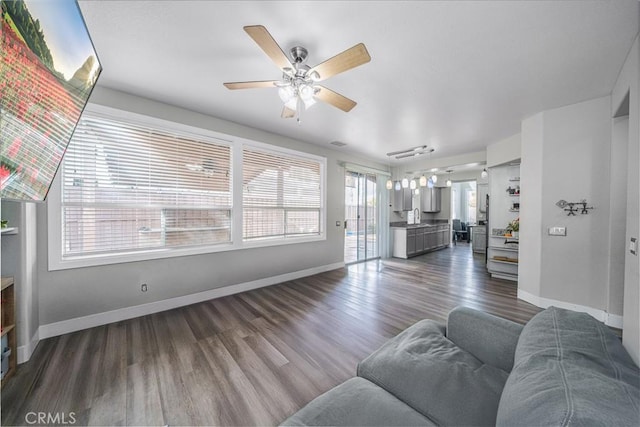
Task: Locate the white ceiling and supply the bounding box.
[78,1,639,163]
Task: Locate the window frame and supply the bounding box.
[47,104,326,271]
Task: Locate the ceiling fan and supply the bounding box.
[224,25,371,121]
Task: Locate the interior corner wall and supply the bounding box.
[612,34,639,364]
[519,96,613,313]
[608,116,629,317]
[34,86,387,329]
[518,113,544,298]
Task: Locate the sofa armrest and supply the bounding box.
[446,306,523,372]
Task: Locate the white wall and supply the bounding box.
[487,133,521,168]
[31,87,388,333]
[612,35,639,364]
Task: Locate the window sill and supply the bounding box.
[49,234,325,271]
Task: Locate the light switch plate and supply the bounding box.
[336,221,341,227]
[548,226,567,236]
[630,237,638,256]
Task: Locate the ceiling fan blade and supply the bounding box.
[315,86,357,112]
[244,25,293,72]
[281,106,296,118]
[223,80,279,90]
[308,43,371,81]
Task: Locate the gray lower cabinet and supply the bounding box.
[392,224,450,259]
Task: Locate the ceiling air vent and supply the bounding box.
[330,141,347,147]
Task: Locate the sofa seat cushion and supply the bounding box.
[280,377,435,426]
[357,319,509,426]
[496,307,640,426]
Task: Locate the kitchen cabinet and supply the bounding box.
[393,188,413,211]
[421,187,441,213]
[470,225,486,253]
[478,184,488,213]
[392,224,450,258]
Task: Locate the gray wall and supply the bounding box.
[520,96,614,309]
[613,34,639,364]
[34,87,387,326]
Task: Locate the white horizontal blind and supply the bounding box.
[62,114,232,257]
[243,147,321,240]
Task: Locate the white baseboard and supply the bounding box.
[518,289,624,328]
[17,329,40,364]
[38,261,345,341]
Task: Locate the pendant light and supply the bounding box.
[481,168,488,179]
[401,178,409,188]
[414,188,420,195]
[419,175,427,187]
[427,178,434,188]
[445,169,453,187]
[410,179,417,190]
[431,173,438,184]
[386,155,393,190]
[394,181,401,191]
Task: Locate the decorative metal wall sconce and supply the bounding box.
[556,199,594,216]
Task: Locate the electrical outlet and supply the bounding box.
[548,226,567,236]
[141,283,148,292]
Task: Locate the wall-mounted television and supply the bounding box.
[1,0,101,202]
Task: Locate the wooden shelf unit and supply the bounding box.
[1,276,17,387]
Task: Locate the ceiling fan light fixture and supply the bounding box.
[299,84,315,101]
[278,86,295,103]
[303,96,316,109]
[284,97,298,111]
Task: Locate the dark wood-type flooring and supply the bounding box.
[1,244,540,426]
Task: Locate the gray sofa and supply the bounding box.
[281,306,640,426]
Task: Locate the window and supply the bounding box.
[243,146,322,240]
[61,113,232,258]
[49,105,326,269]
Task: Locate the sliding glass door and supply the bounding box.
[344,171,378,263]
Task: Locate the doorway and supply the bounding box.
[450,180,477,225]
[344,171,378,264]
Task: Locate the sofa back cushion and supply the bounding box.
[496,307,640,426]
[358,319,509,426]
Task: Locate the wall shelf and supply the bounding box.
[0,227,18,235]
[491,258,519,265]
[489,246,519,252]
[1,276,16,387]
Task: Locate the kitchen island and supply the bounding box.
[391,222,450,259]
